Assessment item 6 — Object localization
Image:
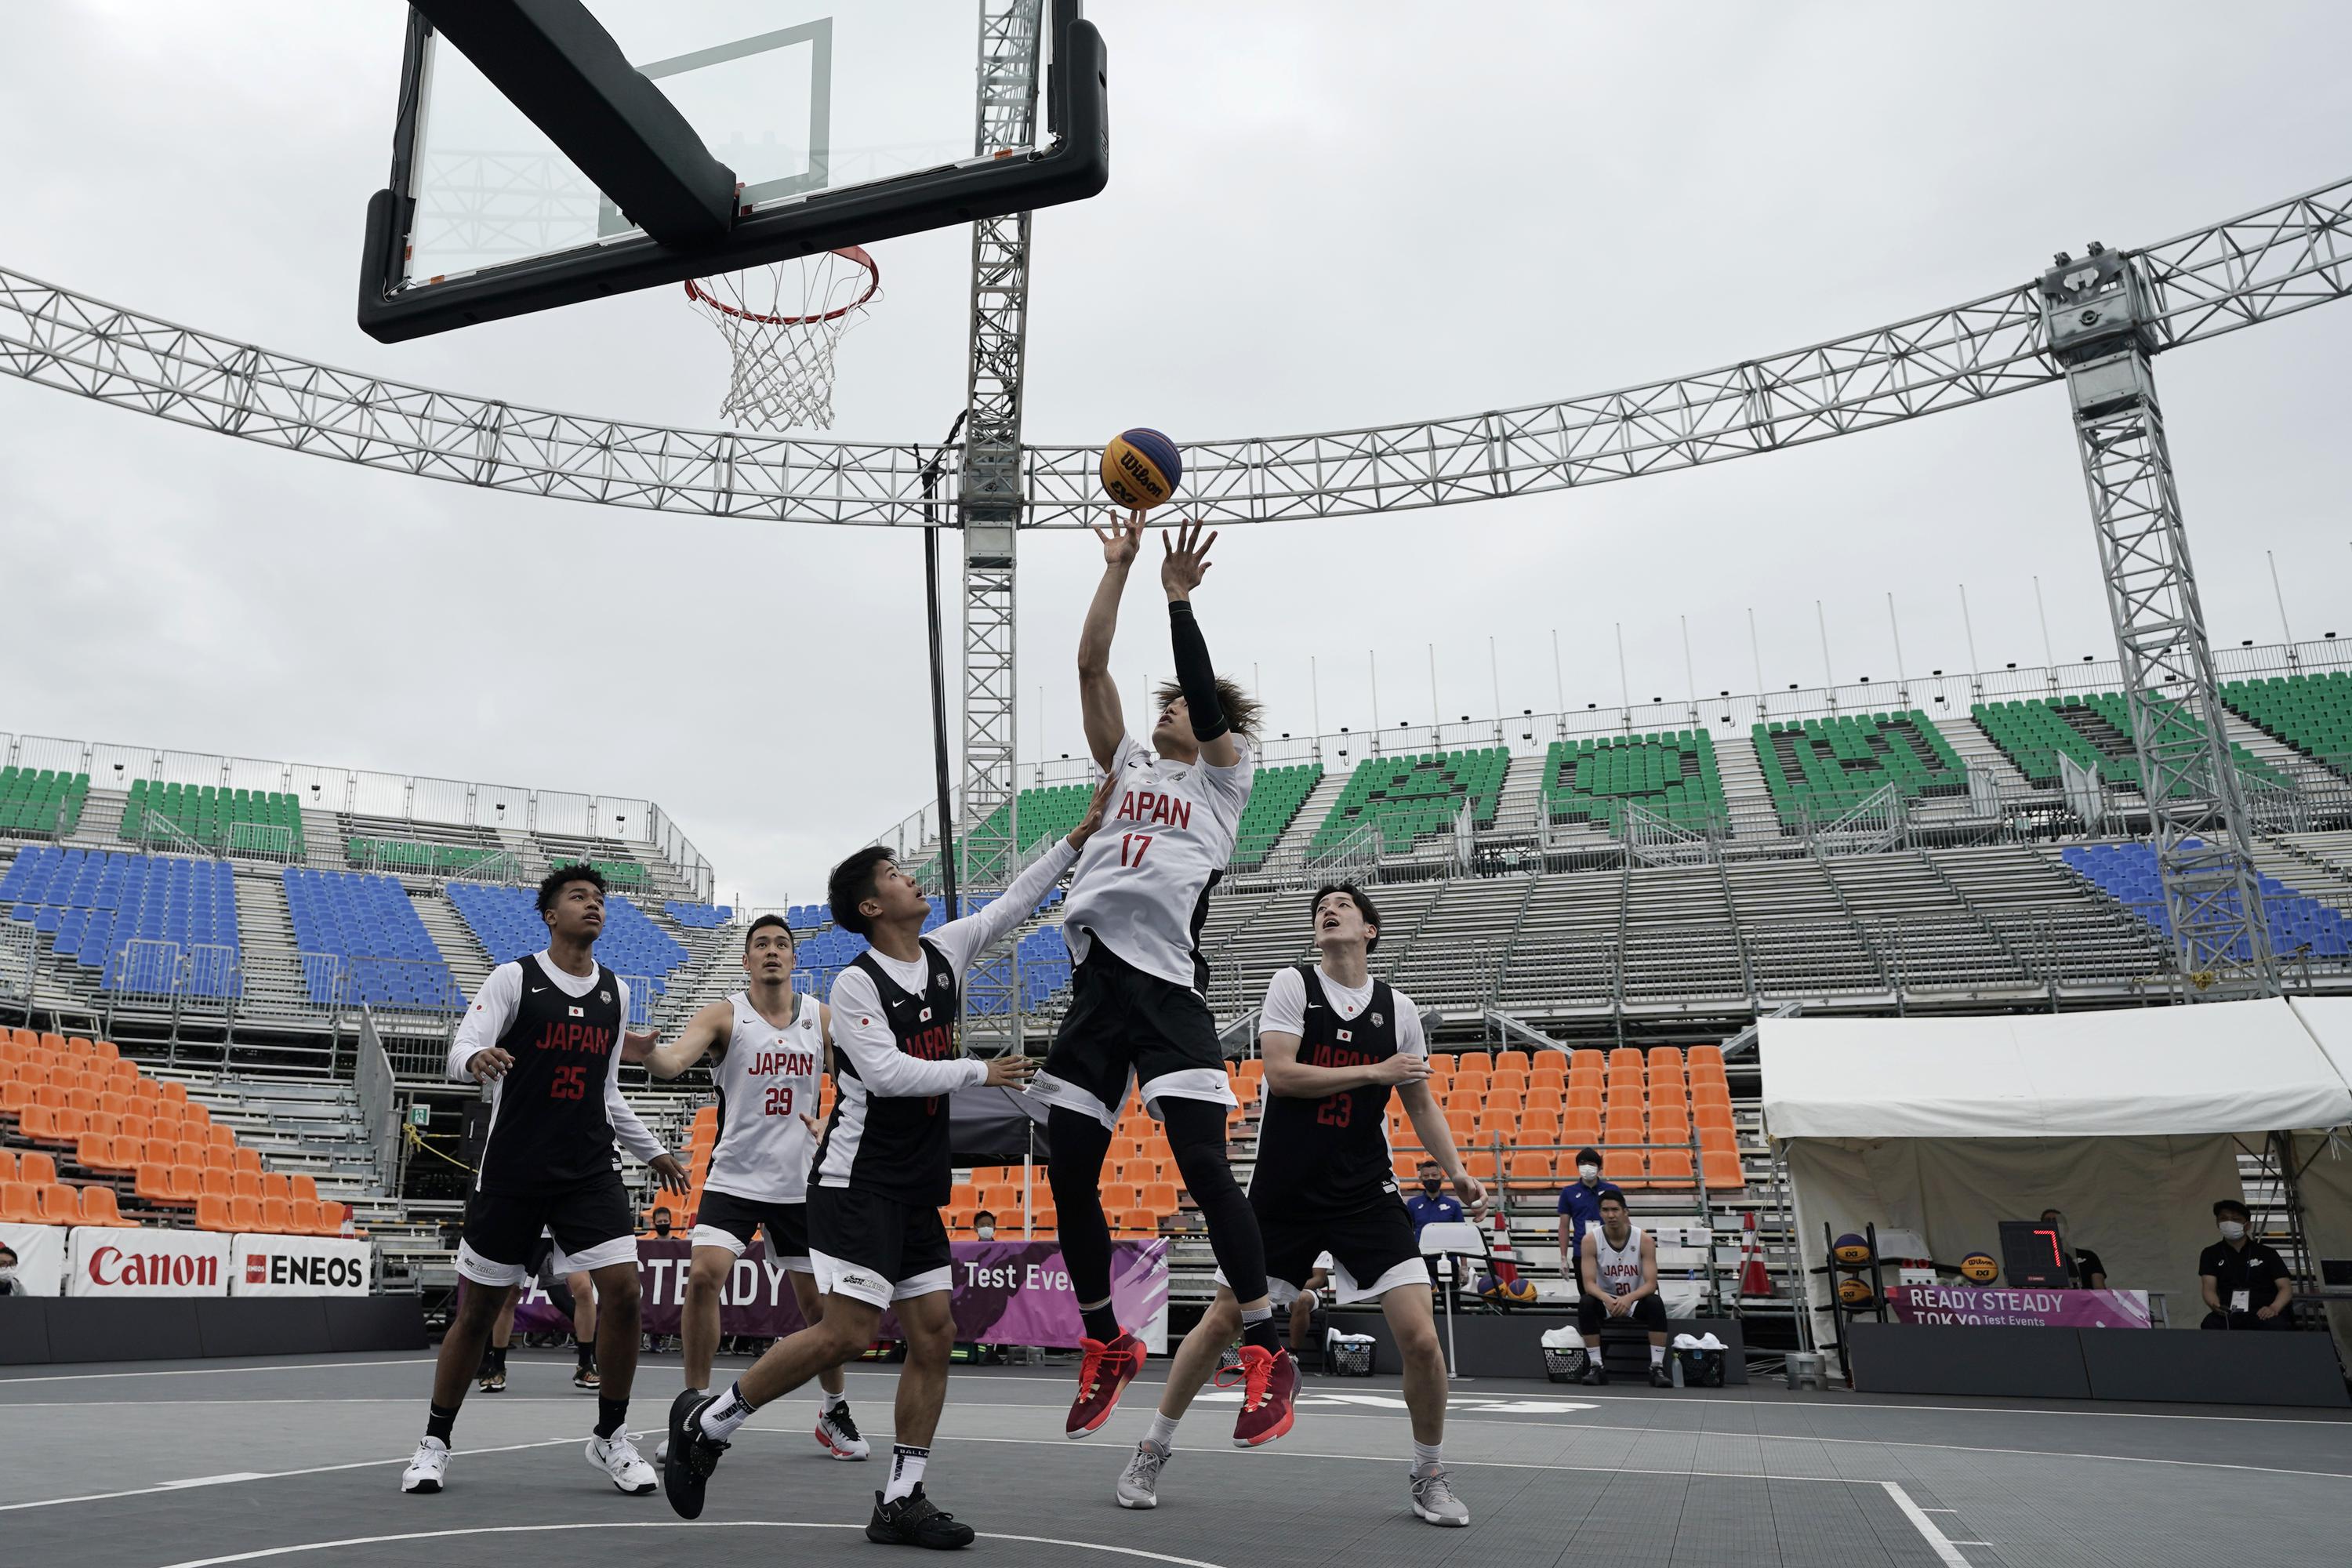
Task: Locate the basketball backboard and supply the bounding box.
[358,0,1105,342]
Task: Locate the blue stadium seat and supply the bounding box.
[283,866,462,1011]
[447,881,689,1021]
[0,844,241,998]
[662,901,732,929]
[2060,841,2350,960]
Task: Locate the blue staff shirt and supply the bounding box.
[1404,1189,1465,1242]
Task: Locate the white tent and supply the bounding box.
[1759,999,2352,1335]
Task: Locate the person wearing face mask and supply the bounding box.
[1555,1148,1625,1298]
[972,1210,998,1243]
[0,1242,18,1297]
[648,1207,674,1240]
[2199,1200,2293,1331]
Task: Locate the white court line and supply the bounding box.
[1882,1482,1973,1567]
[0,1358,435,1385]
[0,1431,610,1513]
[151,1521,1232,1568]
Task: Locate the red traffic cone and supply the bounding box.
[1739,1210,1773,1298]
[1490,1211,1520,1287]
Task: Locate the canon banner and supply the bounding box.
[517,1239,1171,1353]
[1884,1284,2153,1328]
[0,1222,67,1298]
[67,1228,230,1298]
[230,1233,372,1297]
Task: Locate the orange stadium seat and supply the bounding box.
[1698,1123,1738,1156]
[20,1151,56,1185]
[158,1080,188,1104]
[1508,1151,1555,1188]
[1519,1110,1560,1146]
[199,1167,234,1201]
[1489,1069,1528,1097]
[0,1081,31,1118]
[290,1173,320,1205]
[1141,1181,1178,1217]
[121,1113,153,1143]
[136,1162,186,1205]
[1646,1045,1683,1074]
[1524,1087,1564,1115]
[78,1185,132,1226]
[260,1172,292,1204]
[229,1195,263,1232]
[1456,1051,1493,1076]
[66,1086,98,1112]
[206,1125,235,1149]
[1602,1148,1646,1187]
[1460,1149,1501,1185]
[1099,1182,1138,1214]
[1701,1150,1744,1192]
[195,1194,235,1232]
[1565,1084,1601,1115]
[35,1183,82,1225]
[1686,1044,1723,1073]
[283,1198,321,1235]
[1528,1065,1565,1091]
[89,1111,123,1139]
[1494,1051,1531,1075]
[0,1181,38,1224]
[1650,1101,1690,1140]
[96,1090,129,1117]
[1647,1149,1695,1190]
[1692,1080,1732,1113]
[260,1196,294,1233]
[232,1146,263,1176]
[205,1145,237,1173]
[1443,1108,1474,1142]
[1562,1111,1600,1147]
[0,1149,14,1181]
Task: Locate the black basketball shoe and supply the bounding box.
[866,1486,976,1549]
[662,1388,729,1519]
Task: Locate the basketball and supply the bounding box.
[1832,1232,1871,1266]
[1959,1252,2000,1283]
[1476,1273,1538,1305]
[1836,1276,1875,1307]
[1100,427,1182,510]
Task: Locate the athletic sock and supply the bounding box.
[425,1402,458,1445]
[1240,1307,1280,1353]
[884,1444,929,1504]
[1080,1299,1121,1345]
[1650,1345,1667,1367]
[700,1381,759,1441]
[1144,1412,1181,1451]
[490,1345,508,1374]
[1412,1440,1443,1474]
[574,1337,594,1370]
[820,1388,847,1414]
[595,1396,628,1439]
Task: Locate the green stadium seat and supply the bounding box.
[0,767,91,836]
[1751,710,1965,825]
[119,779,304,857]
[1542,730,1726,833]
[1971,692,2287,794]
[2221,672,2352,781]
[1312,748,1508,855]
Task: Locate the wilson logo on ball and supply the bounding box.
[1100,428,1181,510]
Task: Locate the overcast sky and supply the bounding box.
[5,2,2350,908]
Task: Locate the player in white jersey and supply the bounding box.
[1032,514,1296,1448]
[1577,1189,1673,1387]
[624,914,868,1460]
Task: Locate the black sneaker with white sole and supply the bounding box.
[866,1486,976,1549]
[662,1388,729,1519]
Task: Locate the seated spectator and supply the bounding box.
[1403,1159,1465,1240]
[1577,1191,1671,1388]
[973,1209,998,1243]
[2199,1200,2292,1330]
[1557,1148,1624,1295]
[2040,1207,2104,1288]
[0,1242,18,1297]
[646,1205,675,1240]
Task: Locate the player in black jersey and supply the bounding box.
[1112,884,1484,1526]
[405,865,689,1497]
[665,778,1113,1548]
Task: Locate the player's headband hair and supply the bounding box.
[1310,882,1381,952]
[536,862,608,914]
[826,846,897,938]
[1151,677,1262,742]
[744,913,796,951]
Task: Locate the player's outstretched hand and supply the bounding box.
[466,1047,515,1083]
[800,1112,824,1139]
[648,1152,691,1193]
[1091,508,1144,569]
[982,1054,1039,1088]
[1160,517,1217,601]
[1373,1052,1432,1086]
[620,1029,659,1064]
[1454,1170,1488,1218]
[1066,768,1120,850]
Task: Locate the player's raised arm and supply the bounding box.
[621,999,731,1080]
[1077,510,1143,768]
[1160,519,1240,770]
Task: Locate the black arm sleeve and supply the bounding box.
[1167,600,1229,743]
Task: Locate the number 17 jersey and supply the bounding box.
[706,990,824,1204]
[1061,733,1254,993]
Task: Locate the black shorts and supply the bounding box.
[807,1185,953,1309]
[1033,938,1236,1130]
[1219,1192,1429,1307]
[459,1174,635,1287]
[692,1188,812,1271]
[1578,1292,1670,1335]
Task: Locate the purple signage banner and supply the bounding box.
[514,1237,1170,1353]
[1883,1285,2151,1329]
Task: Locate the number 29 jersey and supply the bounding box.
[705,990,825,1204]
[1060,733,1254,993]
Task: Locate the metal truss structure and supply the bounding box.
[2,144,2350,997]
[953,0,1046,1047]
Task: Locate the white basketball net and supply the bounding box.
[685,246,881,432]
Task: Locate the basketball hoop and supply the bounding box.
[685,246,881,432]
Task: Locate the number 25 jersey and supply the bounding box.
[705,990,824,1204]
[1251,965,1423,1215]
[1061,733,1254,993]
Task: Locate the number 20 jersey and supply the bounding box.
[705,990,824,1204]
[1250,965,1405,1216]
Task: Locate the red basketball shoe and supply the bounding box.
[1065,1330,1146,1439]
[1228,1344,1298,1448]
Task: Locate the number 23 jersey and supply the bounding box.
[706,990,825,1204]
[1252,964,1428,1214]
[1061,732,1254,993]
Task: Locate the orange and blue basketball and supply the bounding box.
[1100,427,1181,510]
[1477,1273,1539,1305]
[1832,1232,1871,1266]
[1836,1276,1875,1307]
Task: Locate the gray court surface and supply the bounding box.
[5,1349,2348,1567]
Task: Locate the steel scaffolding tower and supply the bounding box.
[955,0,1046,1046]
[2042,250,2278,997]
